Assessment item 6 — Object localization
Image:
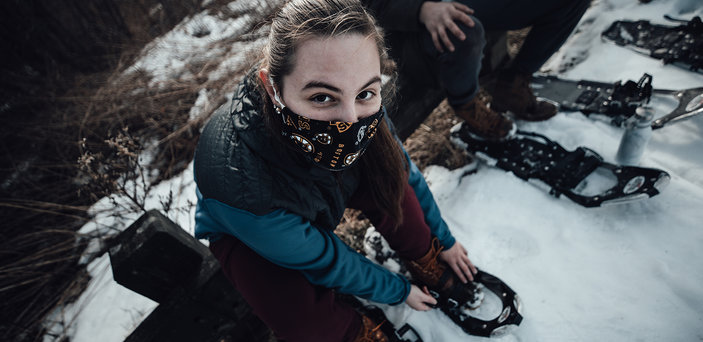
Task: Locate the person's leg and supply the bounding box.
[349,182,482,306]
[418,17,484,107]
[455,0,590,119]
[502,0,592,74]
[210,235,361,342]
[458,0,590,72]
[348,182,431,260]
[415,16,514,140]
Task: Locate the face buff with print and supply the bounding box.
[276,105,384,171]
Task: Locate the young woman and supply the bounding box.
[193,0,478,340]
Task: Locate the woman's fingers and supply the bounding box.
[430,31,444,53]
[451,4,475,28]
[441,242,477,282]
[452,2,475,15]
[407,284,438,311]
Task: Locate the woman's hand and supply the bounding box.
[419,1,475,53]
[405,284,437,311]
[439,241,477,283]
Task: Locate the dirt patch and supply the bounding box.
[403,100,472,171]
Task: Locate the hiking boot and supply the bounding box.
[353,314,389,342]
[404,238,483,309]
[490,69,558,121]
[452,96,516,141]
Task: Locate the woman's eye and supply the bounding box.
[357,90,375,101]
[311,94,332,104]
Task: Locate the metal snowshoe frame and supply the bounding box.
[650,84,703,129]
[431,269,523,338]
[454,127,670,207]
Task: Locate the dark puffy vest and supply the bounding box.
[193,73,361,230]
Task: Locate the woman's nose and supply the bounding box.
[337,103,359,123]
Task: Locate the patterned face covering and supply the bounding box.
[277,106,384,171]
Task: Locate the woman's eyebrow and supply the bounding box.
[302,76,382,94]
[358,76,382,93]
[302,81,341,93]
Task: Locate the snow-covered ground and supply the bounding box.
[44,0,703,341]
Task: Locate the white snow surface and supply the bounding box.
[46,0,703,341]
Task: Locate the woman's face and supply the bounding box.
[276,34,382,123]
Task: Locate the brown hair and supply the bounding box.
[257,0,407,226]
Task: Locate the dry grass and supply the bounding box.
[403,100,472,171]
[0,1,283,341]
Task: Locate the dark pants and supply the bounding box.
[412,0,591,106]
[209,183,432,341]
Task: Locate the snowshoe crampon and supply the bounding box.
[430,269,523,338]
[452,127,670,207]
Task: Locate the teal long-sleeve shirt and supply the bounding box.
[195,152,455,305]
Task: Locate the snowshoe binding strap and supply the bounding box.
[601,73,652,118]
[438,269,523,338]
[394,324,423,342]
[663,14,703,29]
[421,271,482,312]
[360,305,423,342]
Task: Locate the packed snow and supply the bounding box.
[44,0,703,341]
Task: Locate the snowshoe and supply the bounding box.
[601,16,703,73]
[530,73,703,129]
[452,126,670,207]
[428,269,523,338]
[531,73,653,127]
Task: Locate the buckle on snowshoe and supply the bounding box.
[395,323,423,342]
[338,294,425,342]
[439,269,523,338]
[428,289,440,299]
[362,305,425,342]
[602,73,652,120]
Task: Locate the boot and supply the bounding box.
[452,96,516,141]
[353,314,389,342]
[341,295,420,342]
[490,69,558,121]
[404,238,482,308]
